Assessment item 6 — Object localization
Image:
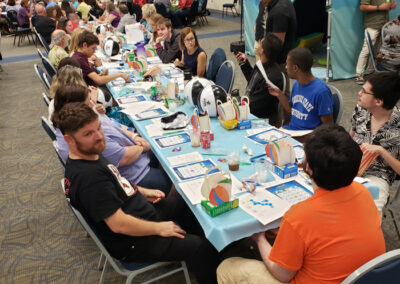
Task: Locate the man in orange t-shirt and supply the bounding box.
[217,125,385,284]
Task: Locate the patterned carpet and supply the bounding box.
[0,41,399,284]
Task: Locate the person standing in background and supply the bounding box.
[355,0,397,85]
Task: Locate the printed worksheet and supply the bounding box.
[239,189,291,225]
[173,159,218,181]
[117,95,147,105]
[154,133,191,148]
[167,152,203,166]
[247,129,288,145]
[179,178,205,205]
[266,179,313,205]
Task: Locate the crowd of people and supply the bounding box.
[4,0,400,283]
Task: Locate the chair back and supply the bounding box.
[206,48,226,82]
[6,10,18,26]
[342,249,400,284]
[327,85,343,124]
[42,92,50,106]
[42,56,57,78]
[52,141,66,167]
[215,60,234,93]
[365,30,378,72]
[41,116,56,141]
[200,0,208,13]
[34,64,51,92]
[189,1,199,17]
[35,28,50,53]
[5,14,17,32]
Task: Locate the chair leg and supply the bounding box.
[233,6,239,16]
[13,33,16,46]
[182,261,191,284]
[97,252,105,270]
[99,259,109,284]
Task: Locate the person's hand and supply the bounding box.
[173,58,183,67]
[376,53,384,60]
[361,143,384,156]
[251,232,267,245]
[157,221,186,238]
[120,73,131,83]
[141,188,165,203]
[139,24,147,33]
[93,55,102,67]
[100,68,108,76]
[95,103,106,114]
[267,83,283,97]
[234,51,246,64]
[134,136,151,152]
[88,85,99,101]
[144,65,161,77]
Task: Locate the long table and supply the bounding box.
[103,58,379,251]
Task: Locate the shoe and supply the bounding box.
[355,75,364,85]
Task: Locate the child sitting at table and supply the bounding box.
[174,27,207,77]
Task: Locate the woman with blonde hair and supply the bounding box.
[68,27,85,55]
[140,4,156,42]
[147,13,162,45]
[174,27,207,77]
[105,1,120,28]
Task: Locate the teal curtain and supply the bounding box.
[244,0,260,56]
[331,0,400,80]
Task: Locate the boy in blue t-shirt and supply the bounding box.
[269,48,334,130]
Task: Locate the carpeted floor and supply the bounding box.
[0,12,399,284]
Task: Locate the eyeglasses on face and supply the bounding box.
[360,88,374,95]
[184,37,195,43]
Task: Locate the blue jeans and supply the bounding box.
[137,153,172,195]
[172,8,190,28]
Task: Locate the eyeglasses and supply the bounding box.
[360,88,374,95]
[184,37,195,43]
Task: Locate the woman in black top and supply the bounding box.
[174,27,207,77]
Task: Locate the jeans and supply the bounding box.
[172,8,190,28]
[137,152,172,195]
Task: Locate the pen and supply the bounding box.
[201,153,227,156]
[162,130,185,136]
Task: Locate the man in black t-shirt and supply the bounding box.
[31,4,56,45]
[264,0,297,126]
[57,102,218,284]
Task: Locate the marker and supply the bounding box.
[201,153,227,156]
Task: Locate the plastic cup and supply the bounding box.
[254,159,268,183]
[190,129,200,147]
[228,151,240,171]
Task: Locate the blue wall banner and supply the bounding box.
[244,0,260,56]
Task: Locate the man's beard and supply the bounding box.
[76,138,106,155]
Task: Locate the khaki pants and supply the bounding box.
[364,175,390,216]
[356,27,381,76]
[217,257,287,284]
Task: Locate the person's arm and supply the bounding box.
[361,143,400,175]
[320,114,334,124]
[106,12,116,24]
[252,232,297,282]
[137,186,165,204]
[196,51,207,77]
[119,144,144,167]
[360,1,395,12]
[235,52,253,82]
[269,86,291,113]
[105,208,186,238]
[87,71,131,85]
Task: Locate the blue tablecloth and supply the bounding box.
[106,71,380,251]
